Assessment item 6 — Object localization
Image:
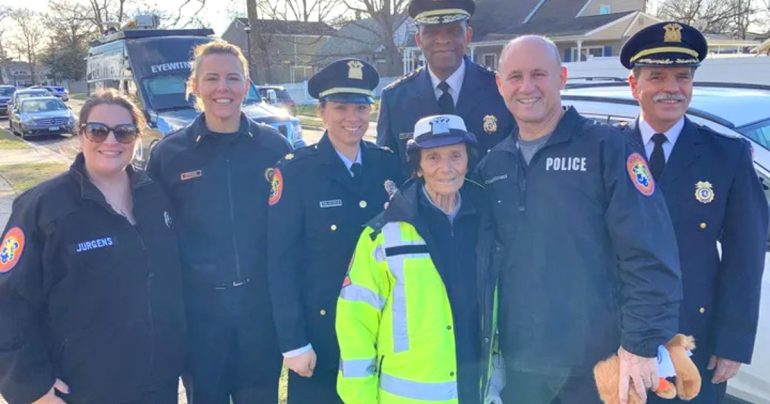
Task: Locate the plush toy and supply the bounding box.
[593,334,702,404]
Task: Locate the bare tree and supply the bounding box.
[9,8,46,84]
[337,0,408,76]
[256,0,343,22]
[657,0,759,37]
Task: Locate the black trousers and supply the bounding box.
[183,312,283,404]
[287,367,342,404]
[502,370,601,404]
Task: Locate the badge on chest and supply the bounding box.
[694,181,714,204]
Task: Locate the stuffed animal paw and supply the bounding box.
[593,334,701,404]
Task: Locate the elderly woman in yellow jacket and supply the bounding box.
[336,114,501,404]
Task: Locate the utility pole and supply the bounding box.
[246,0,260,84]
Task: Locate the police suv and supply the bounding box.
[86,16,304,167]
[562,80,770,404]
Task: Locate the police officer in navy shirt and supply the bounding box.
[377,0,514,178]
[267,59,401,403]
[621,22,768,404]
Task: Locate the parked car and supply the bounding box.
[31,85,69,101]
[8,88,54,113]
[256,85,297,116]
[561,80,770,404]
[9,96,77,139]
[0,85,16,116]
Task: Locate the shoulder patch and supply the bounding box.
[384,68,423,90]
[0,227,26,273]
[626,152,655,197]
[268,168,284,206]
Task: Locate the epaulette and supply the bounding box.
[696,122,741,141]
[613,121,630,130]
[365,212,388,240]
[363,140,394,153]
[475,62,498,76]
[277,145,318,166]
[384,67,424,90]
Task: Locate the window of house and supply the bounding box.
[293,65,313,82]
[482,53,498,69]
[599,5,611,14]
[570,46,609,62]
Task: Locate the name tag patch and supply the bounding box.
[70,237,117,254]
[399,132,414,140]
[180,170,202,181]
[484,174,508,185]
[320,199,343,208]
[545,157,587,172]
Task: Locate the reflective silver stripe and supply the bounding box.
[340,357,377,378]
[381,223,430,353]
[380,373,458,401]
[340,284,386,310]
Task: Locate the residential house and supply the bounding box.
[402,0,761,71]
[222,18,337,84]
[0,61,49,86]
[317,15,415,76]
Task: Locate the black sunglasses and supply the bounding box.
[80,122,140,144]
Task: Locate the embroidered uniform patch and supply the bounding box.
[626,152,655,196]
[0,227,25,273]
[180,170,202,181]
[269,168,284,206]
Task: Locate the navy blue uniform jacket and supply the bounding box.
[377,57,515,178]
[148,113,291,318]
[475,107,682,374]
[0,155,185,404]
[628,119,767,402]
[267,135,401,371]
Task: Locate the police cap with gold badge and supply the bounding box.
[407,0,475,25]
[620,21,707,69]
[407,114,477,151]
[308,58,379,104]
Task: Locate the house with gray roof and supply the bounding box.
[222,17,337,83]
[403,0,659,70]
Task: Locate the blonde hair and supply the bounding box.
[79,89,146,136]
[186,40,250,111]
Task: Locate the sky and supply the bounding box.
[0,0,243,35]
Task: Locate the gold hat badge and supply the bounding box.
[347,60,364,80]
[663,23,683,43]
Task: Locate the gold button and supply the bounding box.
[700,222,707,230]
[330,224,337,231]
[359,200,368,208]
[699,307,705,314]
[320,309,327,316]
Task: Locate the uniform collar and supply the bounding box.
[427,58,466,95]
[68,153,151,203]
[638,116,685,147]
[495,106,580,155]
[190,113,253,147]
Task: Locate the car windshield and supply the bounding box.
[141,75,261,111]
[17,91,49,100]
[21,99,67,113]
[275,89,292,102]
[737,118,770,151]
[0,87,14,96]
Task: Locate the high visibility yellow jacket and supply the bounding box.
[335,181,499,404]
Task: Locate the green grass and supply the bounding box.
[0,161,68,192]
[0,129,25,150]
[69,93,87,101]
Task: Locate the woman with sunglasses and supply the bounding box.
[148,41,291,403]
[0,89,185,404]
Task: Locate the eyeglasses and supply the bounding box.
[80,122,140,144]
